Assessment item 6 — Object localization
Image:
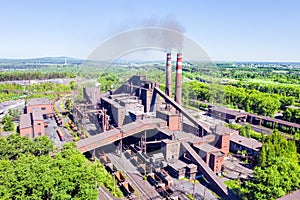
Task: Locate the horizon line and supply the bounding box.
[0,56,300,64]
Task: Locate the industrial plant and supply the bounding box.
[75,53,241,199]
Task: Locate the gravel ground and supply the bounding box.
[221,155,254,182]
[172,178,219,200]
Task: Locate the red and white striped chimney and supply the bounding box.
[175,53,182,105]
[166,53,172,97]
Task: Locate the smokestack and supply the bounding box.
[175,53,182,105]
[166,53,172,97]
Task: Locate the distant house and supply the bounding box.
[19,98,54,138]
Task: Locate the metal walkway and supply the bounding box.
[181,142,229,199]
[154,87,211,134]
[76,118,166,153]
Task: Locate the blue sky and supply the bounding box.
[0,0,299,61]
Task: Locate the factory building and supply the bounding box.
[208,106,247,123]
[26,98,54,116]
[83,87,101,109]
[93,53,239,175]
[19,98,54,138]
[208,105,300,133]
[76,53,244,198]
[230,134,262,157]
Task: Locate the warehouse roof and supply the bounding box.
[32,108,44,121]
[27,98,51,106]
[213,125,237,136]
[194,143,220,153]
[168,160,187,170]
[209,106,247,117]
[19,114,32,129]
[230,134,262,151]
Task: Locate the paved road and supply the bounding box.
[0,99,25,121]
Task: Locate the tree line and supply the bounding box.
[234,130,300,199]
[282,107,300,124]
[227,123,263,141]
[183,81,285,117]
[0,72,73,81]
[229,82,300,99]
[189,64,300,84]
[0,82,73,102]
[0,134,123,199]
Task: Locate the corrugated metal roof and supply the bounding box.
[76,128,119,148]
[76,118,165,151]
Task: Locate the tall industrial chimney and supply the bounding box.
[166,53,172,97]
[175,53,182,105]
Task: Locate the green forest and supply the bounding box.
[182,81,296,117]
[0,62,298,127]
[0,134,122,200]
[0,81,73,102]
[0,71,74,81]
[226,130,300,200]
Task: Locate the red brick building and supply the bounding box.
[170,125,238,174]
[26,98,54,115]
[193,143,225,173]
[19,114,33,138]
[19,98,54,138]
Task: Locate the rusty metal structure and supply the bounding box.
[75,53,235,199]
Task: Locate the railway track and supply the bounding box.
[98,186,114,200]
[108,153,161,200]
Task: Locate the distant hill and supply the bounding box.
[0,57,84,65]
[0,57,299,66]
